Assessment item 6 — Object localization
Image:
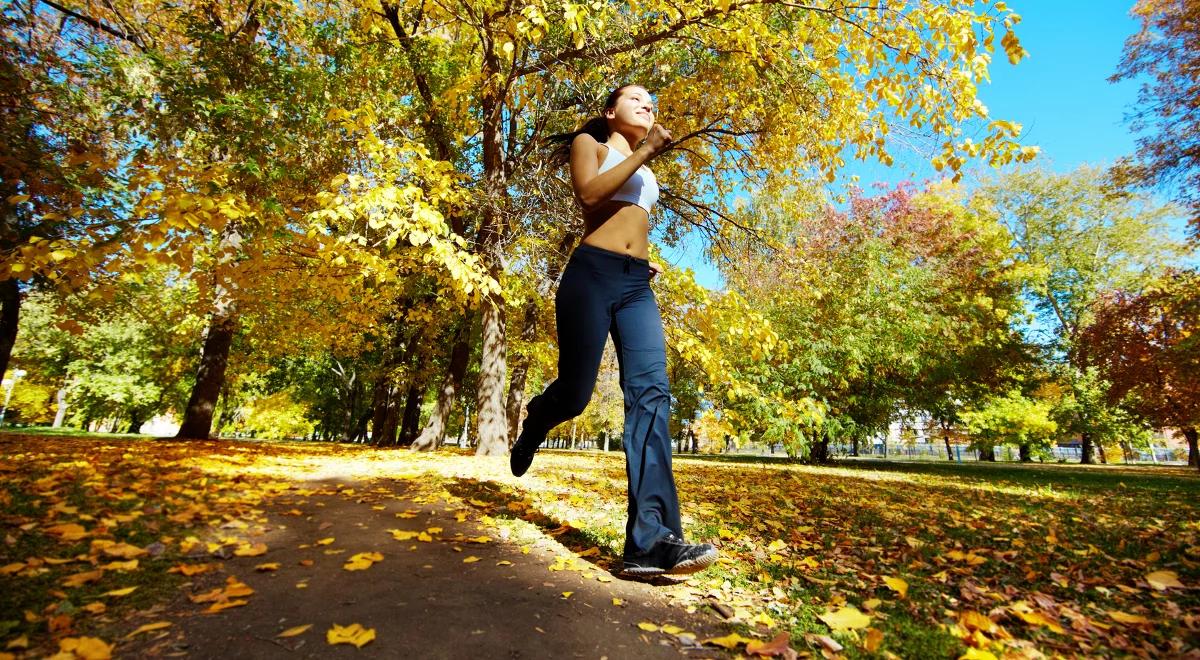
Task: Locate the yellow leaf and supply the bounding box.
[417,532,433,542]
[235,543,268,557]
[170,563,213,577]
[81,602,106,615]
[1107,610,1151,625]
[1146,570,1183,590]
[255,563,281,572]
[101,587,137,597]
[702,632,754,649]
[5,635,28,650]
[124,622,171,638]
[389,529,419,541]
[204,599,249,614]
[751,612,775,627]
[277,624,312,638]
[62,569,104,588]
[864,627,884,652]
[818,606,871,631]
[426,527,443,534]
[863,598,882,610]
[326,623,376,648]
[343,552,383,571]
[57,636,113,660]
[462,556,481,563]
[316,537,335,546]
[468,536,491,543]
[637,622,659,632]
[959,648,999,660]
[660,624,684,635]
[101,543,147,559]
[884,576,908,597]
[7,194,30,204]
[561,591,573,598]
[495,560,512,566]
[576,547,600,557]
[612,598,623,606]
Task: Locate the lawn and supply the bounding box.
[1,431,1196,658]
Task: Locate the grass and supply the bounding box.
[2,433,1197,658]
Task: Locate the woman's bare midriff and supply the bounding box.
[579,202,650,259]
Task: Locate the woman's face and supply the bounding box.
[606,86,655,138]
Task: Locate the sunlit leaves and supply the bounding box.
[326,623,376,648]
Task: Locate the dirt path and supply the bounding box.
[128,475,734,659]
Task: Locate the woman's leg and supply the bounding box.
[517,258,613,450]
[609,284,683,557]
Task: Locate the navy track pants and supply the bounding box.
[521,242,683,557]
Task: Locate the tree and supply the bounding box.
[960,389,1057,462]
[977,165,1182,462]
[1110,0,1200,239]
[1081,270,1200,469]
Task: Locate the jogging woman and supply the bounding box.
[509,84,718,577]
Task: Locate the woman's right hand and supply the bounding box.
[643,124,673,155]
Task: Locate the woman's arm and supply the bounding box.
[568,133,657,212]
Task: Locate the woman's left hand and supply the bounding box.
[649,261,664,279]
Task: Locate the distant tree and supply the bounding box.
[1081,270,1200,469]
[1110,0,1200,239]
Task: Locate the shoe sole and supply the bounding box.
[620,548,718,577]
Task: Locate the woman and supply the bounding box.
[509,84,718,577]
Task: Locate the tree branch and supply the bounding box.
[39,0,147,51]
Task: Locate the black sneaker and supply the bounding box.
[509,426,543,477]
[621,533,718,576]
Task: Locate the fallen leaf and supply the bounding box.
[462,556,481,563]
[62,570,104,588]
[124,622,172,638]
[101,543,147,559]
[496,560,512,566]
[561,591,573,598]
[316,537,335,546]
[277,624,312,638]
[703,632,755,649]
[884,576,908,597]
[255,562,281,572]
[612,598,623,606]
[1107,610,1151,625]
[1146,570,1183,591]
[101,586,137,597]
[235,543,268,557]
[343,552,383,571]
[204,599,249,613]
[4,635,28,650]
[637,622,659,632]
[864,627,884,652]
[326,623,376,648]
[746,632,797,658]
[170,563,213,576]
[818,606,871,631]
[57,636,112,660]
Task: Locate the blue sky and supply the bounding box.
[659,1,1156,290]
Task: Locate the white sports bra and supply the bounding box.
[596,143,659,214]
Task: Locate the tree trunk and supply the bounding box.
[177,224,242,440]
[474,266,508,456]
[1097,440,1108,464]
[1080,432,1095,464]
[1018,443,1032,462]
[979,445,996,461]
[370,376,398,446]
[411,312,475,451]
[1183,427,1199,470]
[397,382,422,446]
[53,387,67,427]
[0,278,19,383]
[810,431,830,463]
[176,312,237,439]
[851,435,859,457]
[126,411,145,434]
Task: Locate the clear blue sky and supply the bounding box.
[659,1,1153,290]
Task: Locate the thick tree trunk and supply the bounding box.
[1018,443,1032,462]
[176,312,236,439]
[979,445,996,461]
[1080,432,1095,464]
[126,411,145,434]
[1097,440,1108,464]
[397,382,422,446]
[475,288,508,456]
[1183,427,1199,469]
[370,376,398,446]
[810,431,831,463]
[851,436,859,457]
[411,312,474,451]
[944,435,954,461]
[0,278,19,383]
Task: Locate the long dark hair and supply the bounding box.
[545,84,638,168]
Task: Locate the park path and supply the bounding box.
[125,473,733,659]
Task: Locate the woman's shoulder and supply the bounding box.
[570,132,601,151]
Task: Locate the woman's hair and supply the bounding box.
[545,84,639,168]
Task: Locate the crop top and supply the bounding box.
[596,142,659,214]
